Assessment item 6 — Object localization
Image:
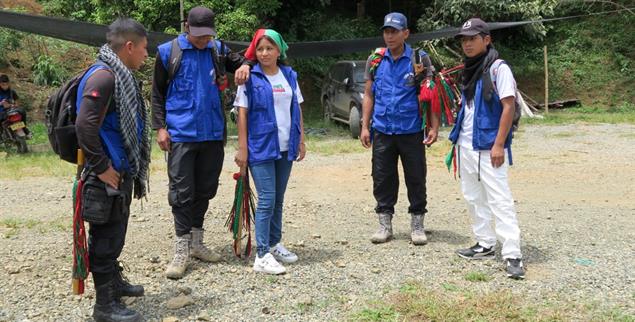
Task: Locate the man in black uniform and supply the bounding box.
[75,18,150,322]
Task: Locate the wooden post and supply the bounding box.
[180,0,185,33]
[543,45,549,114]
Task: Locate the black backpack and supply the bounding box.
[45,65,103,164]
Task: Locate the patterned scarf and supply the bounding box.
[97,44,151,199]
[244,29,289,61]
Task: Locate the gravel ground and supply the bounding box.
[0,123,634,321]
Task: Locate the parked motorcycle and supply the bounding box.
[0,106,29,153]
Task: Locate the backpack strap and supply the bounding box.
[489,59,506,93]
[167,38,183,81]
[210,39,229,145]
[411,48,430,86]
[410,48,428,66]
[210,39,228,90]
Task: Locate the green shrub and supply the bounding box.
[32,55,67,86]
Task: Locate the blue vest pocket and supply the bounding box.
[167,78,194,111]
[248,121,278,163]
[477,117,499,129]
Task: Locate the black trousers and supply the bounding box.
[372,131,427,215]
[168,141,224,236]
[87,172,133,282]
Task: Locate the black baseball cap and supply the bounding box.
[455,18,490,39]
[187,6,216,37]
[0,74,9,82]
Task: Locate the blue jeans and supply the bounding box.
[250,152,293,258]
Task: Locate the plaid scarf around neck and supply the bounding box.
[97,44,151,199]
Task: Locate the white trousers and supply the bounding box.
[459,146,522,259]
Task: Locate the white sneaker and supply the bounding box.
[253,253,286,275]
[270,243,298,263]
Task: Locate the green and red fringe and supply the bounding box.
[419,64,464,179]
[367,47,387,76]
[72,178,89,294]
[225,171,255,258]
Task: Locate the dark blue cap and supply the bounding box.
[381,12,407,30]
[455,18,490,39]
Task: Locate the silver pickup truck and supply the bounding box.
[321,60,366,138]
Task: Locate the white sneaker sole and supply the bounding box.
[253,265,286,275]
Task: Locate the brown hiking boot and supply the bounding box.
[166,234,190,279]
[371,213,393,243]
[191,227,222,263]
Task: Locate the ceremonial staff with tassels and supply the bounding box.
[225,168,255,259]
[71,148,89,294]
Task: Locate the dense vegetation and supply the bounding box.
[0,0,633,119]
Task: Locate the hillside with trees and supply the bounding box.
[0,0,633,120]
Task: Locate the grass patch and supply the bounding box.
[307,138,366,155]
[354,306,399,322]
[399,282,420,295]
[265,276,278,284]
[0,151,75,179]
[1,218,22,229]
[441,282,459,292]
[1,217,68,236]
[464,271,492,282]
[523,103,635,126]
[352,282,634,322]
[26,122,51,146]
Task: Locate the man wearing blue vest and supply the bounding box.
[449,18,525,279]
[151,6,251,279]
[76,18,150,322]
[360,12,439,245]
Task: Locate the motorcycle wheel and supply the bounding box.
[15,136,28,153]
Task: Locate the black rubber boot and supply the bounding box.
[93,280,142,322]
[114,261,144,298]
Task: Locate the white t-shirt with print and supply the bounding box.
[458,62,516,150]
[234,70,304,152]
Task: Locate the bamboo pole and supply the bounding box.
[544,45,549,114]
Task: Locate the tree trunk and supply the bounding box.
[356,0,366,18]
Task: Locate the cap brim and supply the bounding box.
[189,26,216,37]
[454,30,481,39]
[381,23,406,31]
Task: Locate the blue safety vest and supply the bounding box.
[244,64,302,164]
[76,63,143,172]
[449,79,513,158]
[157,34,225,142]
[371,44,422,135]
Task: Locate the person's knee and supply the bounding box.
[199,184,219,200]
[257,192,275,211]
[168,186,193,207]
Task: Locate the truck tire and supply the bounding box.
[323,97,332,121]
[349,106,361,139]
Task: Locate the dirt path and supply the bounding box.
[1,124,633,321]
